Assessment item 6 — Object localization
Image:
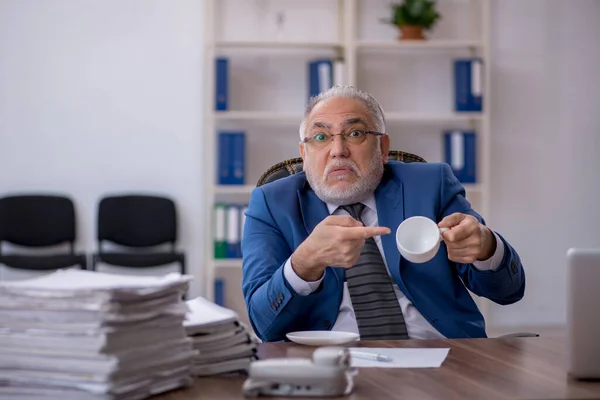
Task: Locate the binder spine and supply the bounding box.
[214,279,225,306]
[217,133,231,185]
[239,205,248,258]
[214,203,227,259]
[215,58,228,111]
[454,59,483,112]
[226,205,240,259]
[444,131,477,183]
[230,132,245,185]
[308,59,333,102]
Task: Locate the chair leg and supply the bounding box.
[180,258,186,275]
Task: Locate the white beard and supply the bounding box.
[304,148,384,206]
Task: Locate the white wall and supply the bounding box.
[0,0,206,296]
[487,0,600,329]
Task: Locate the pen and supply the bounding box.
[350,350,393,362]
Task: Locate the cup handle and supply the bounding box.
[439,227,449,241]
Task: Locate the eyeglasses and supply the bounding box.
[302,129,385,148]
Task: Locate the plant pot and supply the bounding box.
[398,25,425,40]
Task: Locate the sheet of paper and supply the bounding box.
[184,296,238,329]
[0,269,190,291]
[348,348,450,368]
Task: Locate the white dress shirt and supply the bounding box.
[283,194,505,339]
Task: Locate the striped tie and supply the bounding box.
[340,203,409,340]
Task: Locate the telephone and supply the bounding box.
[242,346,357,397]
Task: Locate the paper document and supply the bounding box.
[184,297,238,329]
[0,269,194,398]
[348,348,450,368]
[183,297,258,376]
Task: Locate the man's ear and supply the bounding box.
[380,134,390,163]
[299,142,306,159]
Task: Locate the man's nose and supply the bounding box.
[329,135,349,157]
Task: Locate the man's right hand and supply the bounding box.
[290,215,391,282]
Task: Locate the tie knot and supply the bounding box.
[340,203,366,222]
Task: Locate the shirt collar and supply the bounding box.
[326,194,376,215]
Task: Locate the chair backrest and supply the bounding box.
[0,195,76,247]
[97,195,177,248]
[256,150,426,187]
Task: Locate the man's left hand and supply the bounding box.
[438,213,496,264]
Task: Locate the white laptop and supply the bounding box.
[567,248,600,380]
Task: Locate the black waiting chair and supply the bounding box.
[255,150,539,339]
[91,195,185,274]
[0,195,86,271]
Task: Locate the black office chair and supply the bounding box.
[255,151,539,339]
[91,195,186,274]
[0,195,86,271]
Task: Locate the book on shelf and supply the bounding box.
[214,279,225,306]
[444,130,477,183]
[226,205,241,259]
[215,57,228,111]
[217,131,245,185]
[308,58,345,101]
[240,205,248,250]
[453,58,483,112]
[214,203,248,260]
[214,203,227,259]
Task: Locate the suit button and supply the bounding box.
[323,320,331,329]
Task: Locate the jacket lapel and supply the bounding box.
[298,179,329,237]
[375,166,404,285]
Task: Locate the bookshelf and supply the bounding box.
[356,39,483,49]
[203,0,491,325]
[215,41,343,49]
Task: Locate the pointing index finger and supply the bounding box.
[347,226,391,239]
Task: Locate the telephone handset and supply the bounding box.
[242,346,357,397]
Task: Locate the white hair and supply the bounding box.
[298,85,387,140]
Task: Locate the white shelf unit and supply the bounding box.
[215,41,343,49]
[214,111,301,122]
[356,39,483,49]
[203,0,492,323]
[215,111,484,123]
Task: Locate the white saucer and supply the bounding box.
[286,331,359,346]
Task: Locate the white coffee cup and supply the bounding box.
[395,216,449,263]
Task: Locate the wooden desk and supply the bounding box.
[157,337,600,400]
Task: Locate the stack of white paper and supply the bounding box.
[184,297,258,376]
[0,269,196,400]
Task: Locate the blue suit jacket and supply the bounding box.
[241,161,525,342]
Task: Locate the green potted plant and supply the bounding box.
[386,0,441,40]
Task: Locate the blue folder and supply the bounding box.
[454,59,483,112]
[444,131,477,183]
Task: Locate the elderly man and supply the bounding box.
[241,86,525,342]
